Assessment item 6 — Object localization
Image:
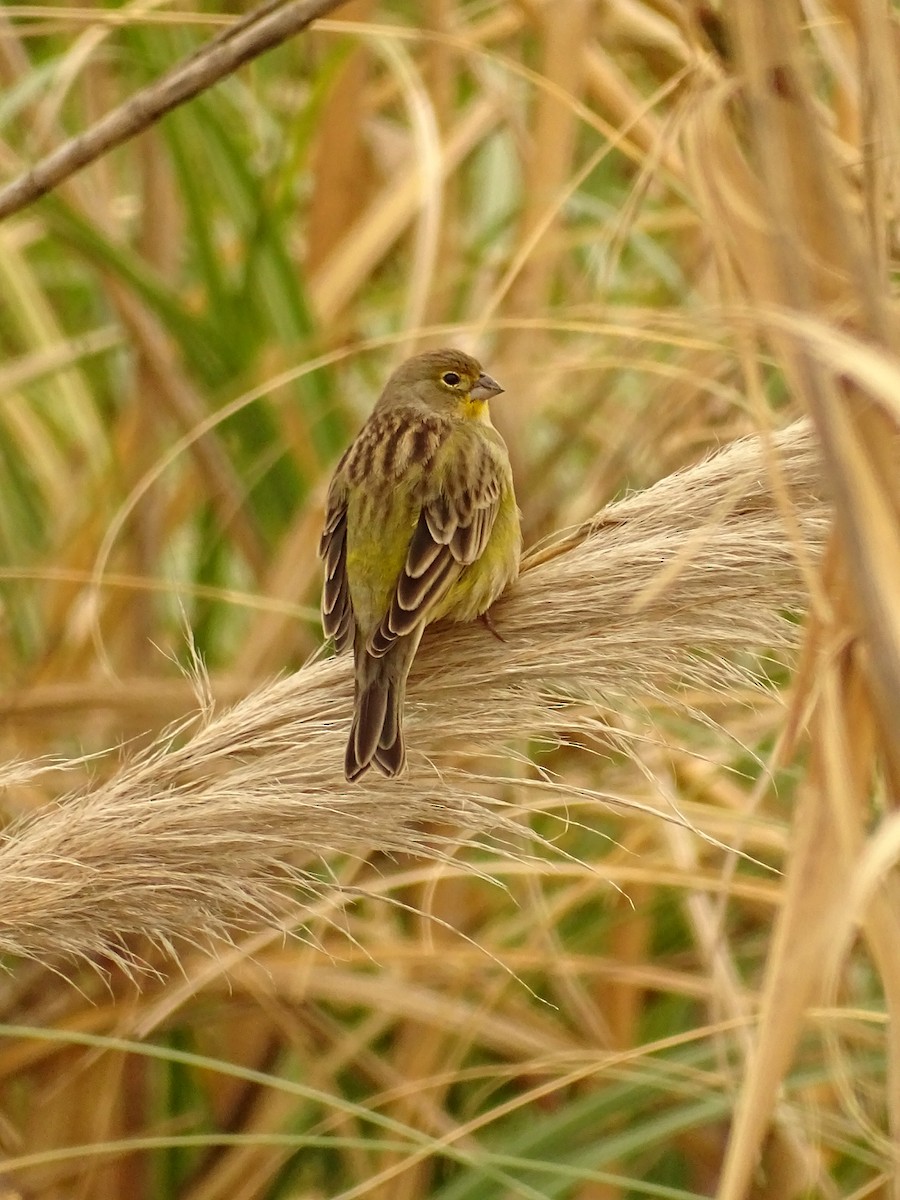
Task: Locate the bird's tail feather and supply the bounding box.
[345,633,420,781]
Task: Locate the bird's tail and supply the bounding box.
[345,631,421,781]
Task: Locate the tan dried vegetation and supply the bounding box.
[0,2,897,1198]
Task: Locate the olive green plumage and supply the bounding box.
[320,349,522,781]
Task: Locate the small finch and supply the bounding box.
[320,349,521,781]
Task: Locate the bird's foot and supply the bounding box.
[480,608,506,643]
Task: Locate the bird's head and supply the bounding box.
[377,349,504,422]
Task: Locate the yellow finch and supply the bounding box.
[320,349,521,781]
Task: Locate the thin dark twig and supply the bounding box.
[0,0,349,222]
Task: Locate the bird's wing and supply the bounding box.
[367,437,503,657]
[319,460,354,653]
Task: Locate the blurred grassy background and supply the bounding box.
[0,2,896,1198]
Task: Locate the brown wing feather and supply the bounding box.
[319,475,354,654]
[367,441,502,658]
[368,548,460,653]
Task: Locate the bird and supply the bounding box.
[319,348,522,781]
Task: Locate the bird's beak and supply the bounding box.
[470,372,504,401]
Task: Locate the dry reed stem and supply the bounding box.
[699,6,900,1196]
[0,421,825,971]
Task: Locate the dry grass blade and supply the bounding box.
[0,422,824,970]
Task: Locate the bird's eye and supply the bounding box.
[441,371,461,387]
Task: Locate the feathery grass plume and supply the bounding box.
[0,421,824,969]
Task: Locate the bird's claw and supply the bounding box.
[480,608,506,643]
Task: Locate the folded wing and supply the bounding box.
[319,472,354,653]
[368,443,502,658]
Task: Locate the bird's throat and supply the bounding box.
[460,395,490,423]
